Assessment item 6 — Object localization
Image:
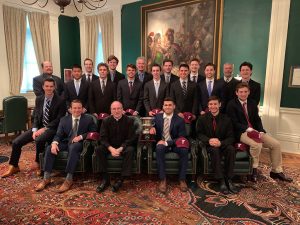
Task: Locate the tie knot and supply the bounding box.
[74,118,79,122]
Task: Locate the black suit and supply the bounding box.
[198,79,224,113]
[170,80,198,115]
[96,115,137,177]
[197,112,236,179]
[218,77,239,111]
[88,79,116,114]
[117,78,143,113]
[82,73,98,83]
[64,79,89,110]
[9,94,66,167]
[108,70,125,86]
[226,98,265,140]
[161,73,178,96]
[144,79,168,114]
[44,114,97,174]
[153,113,188,180]
[33,73,65,97]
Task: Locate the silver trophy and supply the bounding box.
[141,117,155,141]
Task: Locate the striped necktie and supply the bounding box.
[182,81,187,96]
[43,99,51,127]
[163,117,171,141]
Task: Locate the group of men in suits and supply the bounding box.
[1,57,293,195]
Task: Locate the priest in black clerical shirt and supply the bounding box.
[95,101,137,193]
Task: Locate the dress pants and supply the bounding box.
[96,145,135,177]
[9,129,56,167]
[207,145,236,180]
[240,132,282,173]
[156,144,189,180]
[43,142,83,174]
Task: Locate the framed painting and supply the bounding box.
[289,66,300,88]
[141,0,223,75]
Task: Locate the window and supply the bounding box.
[21,16,39,93]
[94,24,104,72]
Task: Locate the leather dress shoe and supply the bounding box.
[249,168,258,182]
[112,179,123,192]
[226,179,239,194]
[158,179,167,194]
[96,179,110,193]
[1,165,20,178]
[270,172,293,182]
[219,179,229,195]
[179,180,188,192]
[35,179,51,192]
[57,179,73,193]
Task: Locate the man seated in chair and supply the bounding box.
[95,101,136,193]
[35,100,97,192]
[1,78,66,178]
[226,83,293,183]
[149,97,189,193]
[196,96,238,194]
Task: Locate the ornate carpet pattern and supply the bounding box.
[0,143,299,224]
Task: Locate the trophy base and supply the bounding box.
[140,134,156,142]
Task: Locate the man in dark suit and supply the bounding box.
[88,63,116,116]
[117,64,143,115]
[226,83,292,183]
[197,96,238,194]
[64,64,90,112]
[217,63,239,111]
[161,59,178,94]
[33,61,65,97]
[150,97,188,193]
[82,58,98,83]
[35,100,97,192]
[95,101,137,193]
[188,58,205,84]
[107,55,125,86]
[198,63,224,115]
[238,61,261,105]
[2,78,66,178]
[170,63,198,118]
[144,64,168,116]
[135,56,153,86]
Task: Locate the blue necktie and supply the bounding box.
[207,80,212,96]
[139,73,144,82]
[75,80,80,95]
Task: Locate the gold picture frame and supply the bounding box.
[288,66,300,88]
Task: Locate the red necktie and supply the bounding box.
[129,81,133,94]
[242,102,252,128]
[212,117,216,132]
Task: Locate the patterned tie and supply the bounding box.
[73,118,79,136]
[163,117,171,141]
[207,80,212,96]
[212,116,217,132]
[139,73,144,82]
[166,75,170,84]
[182,81,187,96]
[192,76,197,83]
[111,72,114,82]
[242,102,252,128]
[101,80,105,94]
[226,78,230,83]
[88,74,91,83]
[43,99,51,127]
[129,81,133,94]
[75,80,80,95]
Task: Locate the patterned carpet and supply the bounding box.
[0,143,299,224]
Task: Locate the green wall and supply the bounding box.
[58,15,81,80]
[122,0,272,105]
[280,0,300,108]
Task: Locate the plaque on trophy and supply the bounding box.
[140,117,155,141]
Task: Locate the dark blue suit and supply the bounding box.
[153,113,188,180]
[44,114,97,174]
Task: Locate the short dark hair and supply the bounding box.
[163,59,173,66]
[208,95,220,103]
[239,61,253,71]
[84,58,93,65]
[179,63,189,70]
[70,99,83,107]
[107,55,119,63]
[163,97,175,104]
[236,82,250,91]
[43,77,55,85]
[190,58,200,64]
[204,62,216,70]
[97,62,109,71]
[151,63,161,71]
[126,64,137,70]
[72,64,82,70]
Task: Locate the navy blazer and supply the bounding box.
[153,113,186,147]
[226,98,266,140]
[53,114,97,144]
